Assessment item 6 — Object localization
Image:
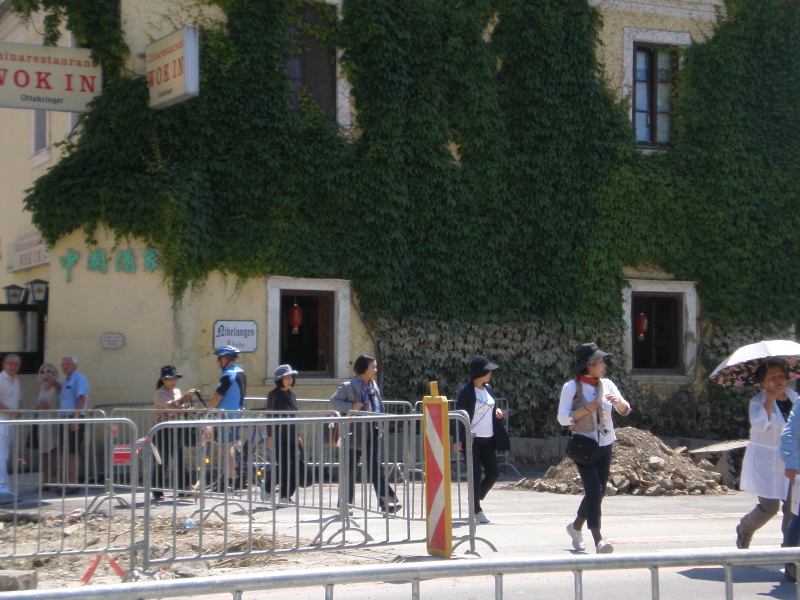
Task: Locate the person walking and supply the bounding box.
[208,346,246,490]
[0,354,22,505]
[59,356,89,494]
[330,354,400,513]
[780,383,800,581]
[558,343,630,554]
[152,365,196,501]
[35,363,61,491]
[737,359,795,549]
[266,364,301,504]
[452,355,510,525]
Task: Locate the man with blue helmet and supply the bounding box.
[209,346,246,411]
[208,346,246,490]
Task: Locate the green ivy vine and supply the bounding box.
[14,0,800,437]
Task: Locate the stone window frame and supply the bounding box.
[623,28,692,150]
[291,0,351,128]
[266,276,351,382]
[622,278,698,384]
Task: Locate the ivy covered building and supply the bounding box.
[1,0,798,442]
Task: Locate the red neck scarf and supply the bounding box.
[578,375,599,386]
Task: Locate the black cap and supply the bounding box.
[159,365,182,379]
[574,343,611,375]
[469,356,499,381]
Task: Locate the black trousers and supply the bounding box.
[152,428,189,493]
[345,428,395,507]
[274,423,298,499]
[471,436,500,514]
[575,443,613,529]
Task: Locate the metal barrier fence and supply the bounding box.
[0,410,482,571]
[0,417,138,563]
[108,408,341,497]
[2,547,800,600]
[137,412,478,570]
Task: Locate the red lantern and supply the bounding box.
[289,303,303,334]
[635,313,648,342]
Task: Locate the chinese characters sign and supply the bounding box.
[59,247,164,282]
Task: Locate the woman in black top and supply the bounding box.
[266,364,300,503]
[452,356,510,524]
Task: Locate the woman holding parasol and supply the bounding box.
[736,359,795,548]
[709,341,800,550]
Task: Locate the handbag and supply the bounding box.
[323,421,339,446]
[565,433,599,466]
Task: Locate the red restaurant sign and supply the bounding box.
[6,233,50,273]
[146,27,199,110]
[0,42,101,112]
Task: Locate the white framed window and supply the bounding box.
[30,109,50,167]
[622,277,698,383]
[266,276,351,381]
[623,28,691,149]
[286,0,351,128]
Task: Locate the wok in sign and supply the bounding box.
[213,320,258,353]
[0,42,101,112]
[146,27,199,109]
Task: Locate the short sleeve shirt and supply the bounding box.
[60,371,89,415]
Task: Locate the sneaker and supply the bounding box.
[566,523,586,551]
[475,511,490,524]
[278,497,294,505]
[380,503,401,514]
[596,539,614,554]
[0,493,14,506]
[736,525,752,550]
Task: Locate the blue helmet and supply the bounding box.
[214,345,240,357]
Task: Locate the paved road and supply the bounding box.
[180,482,799,600]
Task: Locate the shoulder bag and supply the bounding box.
[565,433,599,465]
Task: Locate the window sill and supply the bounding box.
[261,376,342,387]
[29,147,50,168]
[628,373,693,386]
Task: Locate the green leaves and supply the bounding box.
[17,0,800,436]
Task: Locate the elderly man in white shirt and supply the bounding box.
[0,353,22,505]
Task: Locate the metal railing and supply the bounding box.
[0,410,483,571]
[0,417,139,563]
[137,412,479,569]
[2,547,799,600]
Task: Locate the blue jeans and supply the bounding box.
[787,514,800,547]
[575,444,612,530]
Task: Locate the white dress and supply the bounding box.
[36,382,60,453]
[740,388,796,499]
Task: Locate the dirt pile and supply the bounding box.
[512,427,730,496]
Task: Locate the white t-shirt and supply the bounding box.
[471,386,495,438]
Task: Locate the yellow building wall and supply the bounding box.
[43,228,375,409]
